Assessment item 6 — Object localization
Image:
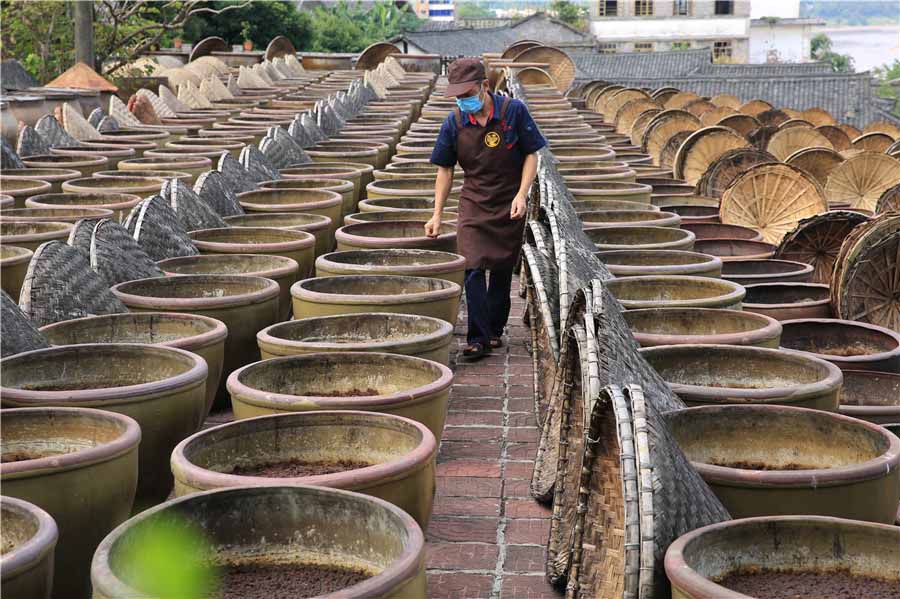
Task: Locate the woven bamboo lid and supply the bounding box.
[513,46,575,93]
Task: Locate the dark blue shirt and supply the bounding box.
[429,93,547,168]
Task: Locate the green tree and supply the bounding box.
[181,1,313,50]
[306,1,420,53]
[0,1,74,83]
[874,59,900,114]
[456,2,495,19]
[550,0,587,29]
[810,33,855,73]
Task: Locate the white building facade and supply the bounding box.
[749,0,824,63]
[588,0,751,62]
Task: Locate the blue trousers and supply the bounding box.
[465,267,514,346]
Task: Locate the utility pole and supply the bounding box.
[73,0,94,69]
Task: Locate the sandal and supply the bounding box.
[489,337,503,349]
[462,342,491,360]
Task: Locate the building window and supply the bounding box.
[598,0,618,16]
[429,8,453,16]
[634,42,653,52]
[671,40,690,50]
[635,0,654,15]
[714,0,733,15]
[598,42,619,54]
[713,40,733,59]
[673,0,690,15]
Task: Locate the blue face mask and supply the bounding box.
[456,90,484,114]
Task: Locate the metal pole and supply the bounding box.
[73,0,94,69]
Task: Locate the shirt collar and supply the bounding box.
[465,92,502,126]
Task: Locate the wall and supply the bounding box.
[750,21,812,63]
[750,0,800,19]
[590,16,748,40]
[511,18,589,43]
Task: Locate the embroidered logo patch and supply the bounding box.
[484,131,501,148]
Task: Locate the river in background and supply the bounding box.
[819,25,900,72]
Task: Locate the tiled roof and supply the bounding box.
[398,26,526,56]
[571,49,713,80]
[691,61,834,77]
[576,71,893,128]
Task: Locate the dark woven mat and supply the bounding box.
[1,290,49,358]
[240,144,281,184]
[194,171,245,217]
[300,112,328,145]
[2,137,26,167]
[1,59,38,90]
[125,195,200,261]
[161,178,227,231]
[628,384,731,599]
[522,243,560,425]
[35,114,80,148]
[13,127,48,159]
[90,218,163,287]
[97,115,120,132]
[260,126,311,169]
[67,219,97,255]
[19,241,127,327]
[217,153,258,194]
[289,116,318,149]
[315,101,345,137]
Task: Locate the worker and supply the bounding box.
[425,57,546,360]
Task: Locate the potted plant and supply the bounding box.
[241,21,253,51]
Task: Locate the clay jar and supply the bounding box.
[260,178,356,217]
[38,312,227,421]
[0,168,80,194]
[26,192,141,222]
[0,207,113,224]
[90,486,426,599]
[605,275,745,310]
[366,177,462,201]
[779,318,900,374]
[665,405,900,522]
[335,221,457,253]
[665,516,900,599]
[0,496,58,599]
[171,410,438,526]
[640,343,843,411]
[237,188,343,239]
[624,307,782,348]
[61,175,164,197]
[160,252,300,323]
[566,181,653,204]
[95,169,191,185]
[839,370,900,426]
[1,344,207,511]
[358,197,459,212]
[280,164,365,212]
[316,249,466,287]
[720,259,814,286]
[223,212,332,258]
[682,222,764,242]
[595,249,722,278]
[291,275,461,326]
[111,275,280,410]
[51,144,135,170]
[0,407,140,599]
[692,239,777,262]
[586,226,695,251]
[258,312,453,365]
[0,221,72,252]
[580,209,681,229]
[344,210,455,226]
[0,245,32,301]
[742,282,832,320]
[117,155,212,184]
[0,178,52,208]
[22,154,108,179]
[228,351,453,438]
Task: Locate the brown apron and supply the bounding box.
[454,96,527,270]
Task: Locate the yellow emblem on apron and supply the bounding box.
[484,131,501,148]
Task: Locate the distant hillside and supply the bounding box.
[800,1,900,26]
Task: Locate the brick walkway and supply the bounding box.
[428,279,559,599]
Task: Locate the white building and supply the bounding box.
[412,0,455,21]
[749,0,825,63]
[588,0,751,62]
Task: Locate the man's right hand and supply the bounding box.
[424,214,442,238]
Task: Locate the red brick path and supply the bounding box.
[428,279,559,598]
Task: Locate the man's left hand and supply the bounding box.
[510,194,527,220]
